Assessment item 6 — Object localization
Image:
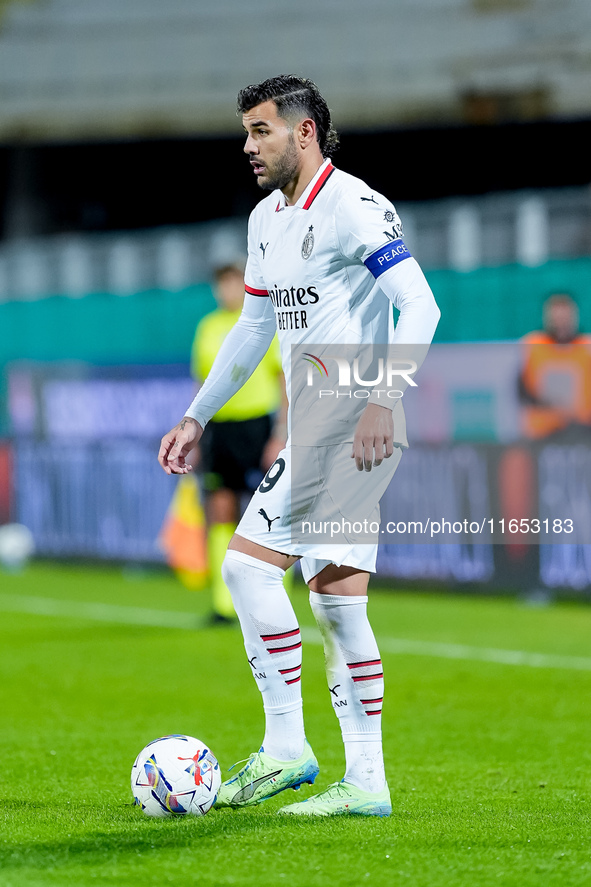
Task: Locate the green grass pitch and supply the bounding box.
[0,562,590,886]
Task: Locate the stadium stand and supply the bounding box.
[0,0,591,139]
[0,0,589,592]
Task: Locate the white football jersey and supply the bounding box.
[245,158,410,346]
[245,158,414,445]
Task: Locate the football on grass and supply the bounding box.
[131,734,221,817]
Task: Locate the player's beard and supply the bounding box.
[257,133,299,191]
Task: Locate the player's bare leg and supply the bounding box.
[227,534,298,570]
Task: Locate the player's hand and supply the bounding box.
[158,417,203,475]
[351,403,394,472]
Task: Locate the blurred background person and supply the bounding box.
[191,260,287,623]
[519,293,591,441]
[2,0,591,599]
[510,292,591,602]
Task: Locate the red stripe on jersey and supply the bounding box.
[360,697,384,704]
[245,284,268,296]
[261,629,300,642]
[279,665,302,674]
[365,709,382,716]
[285,676,301,685]
[302,163,335,210]
[347,659,382,669]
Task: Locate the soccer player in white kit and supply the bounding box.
[158,75,440,816]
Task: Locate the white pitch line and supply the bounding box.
[1,592,591,673]
[362,635,591,673]
[0,593,198,630]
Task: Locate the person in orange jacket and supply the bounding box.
[520,293,591,441]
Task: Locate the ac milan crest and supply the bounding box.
[301,225,315,260]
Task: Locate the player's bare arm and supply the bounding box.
[351,402,394,472]
[158,416,203,475]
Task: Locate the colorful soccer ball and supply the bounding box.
[131,734,221,817]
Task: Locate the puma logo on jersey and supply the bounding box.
[260,242,269,258]
[360,195,378,204]
[258,508,280,532]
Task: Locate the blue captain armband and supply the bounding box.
[364,239,412,278]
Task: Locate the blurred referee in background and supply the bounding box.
[191,259,287,622]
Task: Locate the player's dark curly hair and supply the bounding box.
[237,75,339,159]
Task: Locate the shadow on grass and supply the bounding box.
[0,799,398,873]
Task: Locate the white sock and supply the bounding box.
[309,590,386,793]
[222,550,305,761]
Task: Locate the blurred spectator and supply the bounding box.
[519,293,591,441]
[515,292,591,603]
[191,260,287,622]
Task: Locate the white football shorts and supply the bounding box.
[235,442,402,583]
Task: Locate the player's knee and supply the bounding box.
[221,548,263,592]
[221,550,241,593]
[222,549,286,594]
